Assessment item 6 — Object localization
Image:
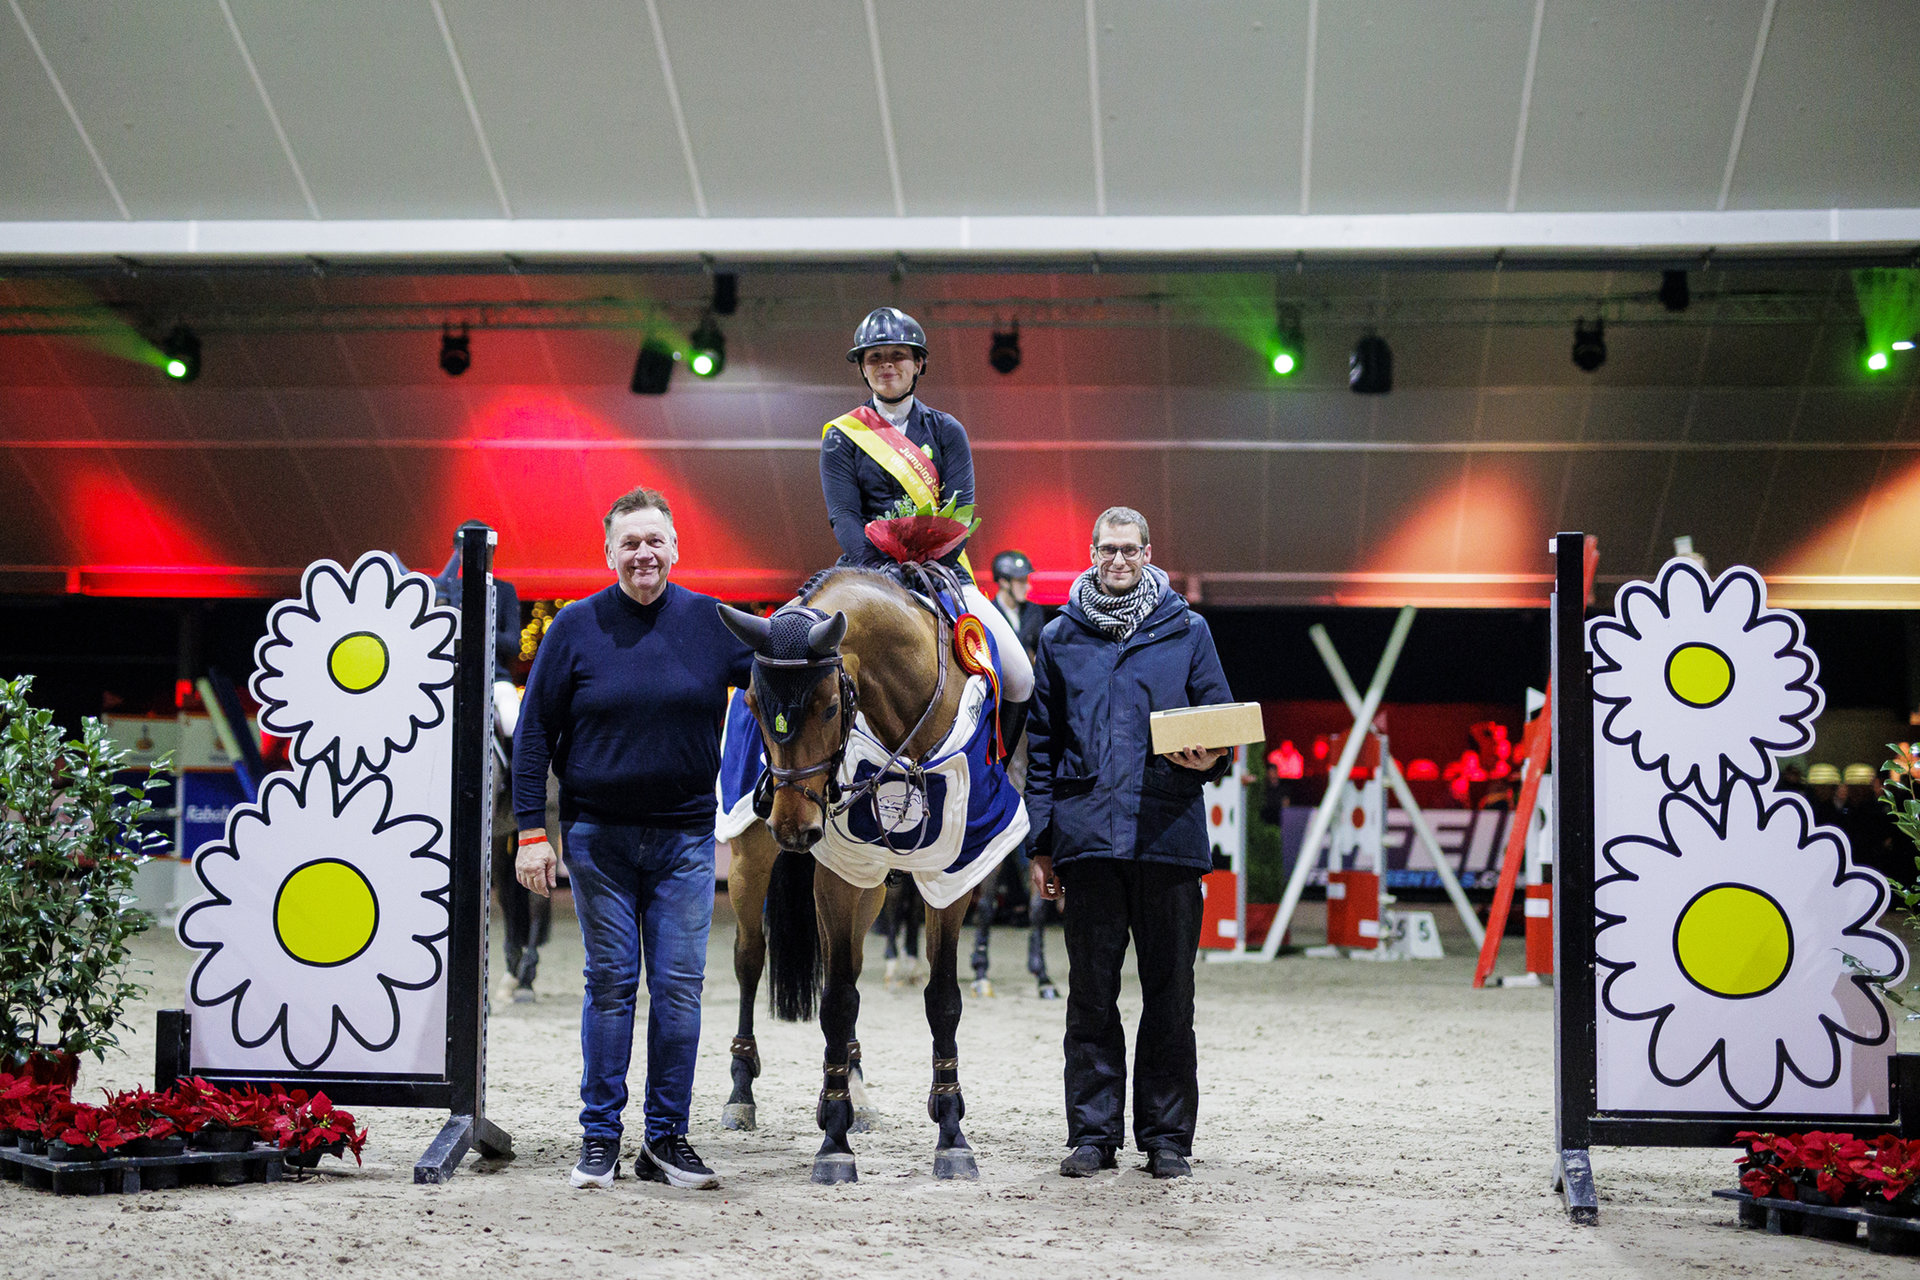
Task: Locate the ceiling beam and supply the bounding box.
[0,209,1916,264]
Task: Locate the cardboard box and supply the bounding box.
[1149,702,1265,754]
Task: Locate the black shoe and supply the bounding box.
[1059,1145,1116,1177]
[640,1134,720,1189]
[1146,1149,1191,1180]
[568,1136,620,1188]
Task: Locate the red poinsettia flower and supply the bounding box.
[1861,1135,1920,1201]
[1792,1130,1871,1200]
[57,1103,132,1151]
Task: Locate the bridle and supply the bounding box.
[750,643,861,822]
[751,563,956,839]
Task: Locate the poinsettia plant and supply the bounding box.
[104,1087,178,1142]
[1794,1130,1871,1204]
[269,1089,367,1165]
[1735,1130,1800,1200]
[1860,1135,1920,1203]
[864,495,980,565]
[56,1102,132,1153]
[1,1075,74,1138]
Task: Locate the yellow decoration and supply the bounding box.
[274,859,378,966]
[1666,643,1732,708]
[327,632,389,693]
[1674,884,1791,997]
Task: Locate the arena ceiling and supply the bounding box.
[3,263,1917,608]
[0,1,1918,262]
[3,5,1918,608]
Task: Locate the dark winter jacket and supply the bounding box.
[1024,584,1234,874]
[819,397,976,570]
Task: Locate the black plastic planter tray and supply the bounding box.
[1714,1189,1920,1256]
[0,1143,284,1195]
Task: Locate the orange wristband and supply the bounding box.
[517,832,548,847]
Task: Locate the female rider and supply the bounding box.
[819,307,1033,707]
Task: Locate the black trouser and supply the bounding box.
[1058,858,1203,1156]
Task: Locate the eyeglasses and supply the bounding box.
[1093,544,1145,562]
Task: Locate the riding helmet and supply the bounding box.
[991,550,1034,581]
[847,307,929,363]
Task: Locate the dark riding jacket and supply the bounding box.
[1024,585,1234,875]
[820,397,975,570]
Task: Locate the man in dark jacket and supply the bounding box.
[1025,506,1233,1180]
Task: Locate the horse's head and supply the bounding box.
[718,602,853,852]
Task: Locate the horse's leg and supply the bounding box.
[881,878,905,988]
[969,874,996,996]
[722,823,776,1131]
[904,879,928,985]
[923,892,979,1180]
[811,867,887,1184]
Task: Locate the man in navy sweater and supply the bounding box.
[513,486,752,1191]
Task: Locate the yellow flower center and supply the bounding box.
[274,859,378,967]
[328,632,389,693]
[1673,884,1792,998]
[1666,643,1733,708]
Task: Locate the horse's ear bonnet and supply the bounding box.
[749,606,846,744]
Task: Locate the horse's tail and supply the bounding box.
[764,847,821,1022]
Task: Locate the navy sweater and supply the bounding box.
[513,582,753,832]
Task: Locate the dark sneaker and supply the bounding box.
[640,1134,720,1189]
[569,1136,620,1188]
[1147,1149,1191,1180]
[1059,1145,1117,1177]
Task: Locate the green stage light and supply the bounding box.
[688,315,726,378]
[1867,350,1890,372]
[1271,305,1303,377]
[1272,350,1296,376]
[165,357,188,378]
[159,324,200,382]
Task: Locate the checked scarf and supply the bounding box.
[1073,564,1168,641]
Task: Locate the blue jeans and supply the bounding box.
[562,820,714,1143]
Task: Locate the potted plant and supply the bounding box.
[1790,1131,1869,1207]
[1734,1131,1798,1200]
[272,1090,368,1170]
[1861,1135,1920,1217]
[177,1078,272,1152]
[107,1088,185,1158]
[3,1078,73,1157]
[0,677,170,1083]
[49,1102,130,1163]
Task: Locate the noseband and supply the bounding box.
[751,643,860,822]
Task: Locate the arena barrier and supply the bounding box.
[1549,532,1917,1223]
[156,525,512,1183]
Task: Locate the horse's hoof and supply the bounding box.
[970,977,995,997]
[933,1147,979,1181]
[722,1103,757,1131]
[1036,979,1061,1000]
[811,1153,858,1185]
[848,1112,873,1135]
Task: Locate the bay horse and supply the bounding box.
[718,567,984,1184]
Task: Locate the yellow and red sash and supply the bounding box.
[825,406,974,578]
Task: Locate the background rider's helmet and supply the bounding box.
[991,550,1034,582]
[847,307,929,364]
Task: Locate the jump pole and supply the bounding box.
[1257,606,1416,961]
[1309,625,1486,950]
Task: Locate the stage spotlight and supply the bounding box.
[1659,270,1690,313]
[160,325,200,382]
[688,315,726,378]
[1271,309,1303,377]
[439,324,471,377]
[1894,337,1916,352]
[630,337,676,395]
[1349,334,1391,394]
[988,321,1021,375]
[1867,349,1891,373]
[711,272,739,317]
[1572,318,1607,372]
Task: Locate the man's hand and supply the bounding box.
[516,831,559,898]
[1164,745,1226,771]
[1031,853,1062,902]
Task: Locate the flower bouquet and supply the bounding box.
[864,496,979,566]
[269,1089,367,1170]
